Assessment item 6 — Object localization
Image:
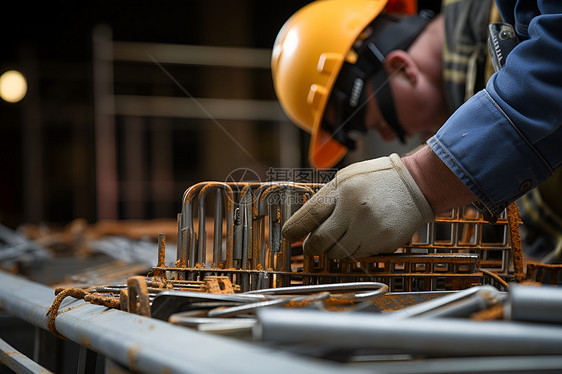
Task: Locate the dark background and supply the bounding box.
[0,1,441,229]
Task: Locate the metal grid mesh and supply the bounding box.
[150,182,523,292]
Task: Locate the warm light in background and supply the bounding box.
[0,70,28,103]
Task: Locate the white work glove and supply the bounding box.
[282,153,434,258]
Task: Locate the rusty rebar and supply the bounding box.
[506,202,524,281]
[157,233,166,267]
[127,276,151,317]
[46,288,89,339]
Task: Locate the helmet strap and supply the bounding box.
[370,60,406,143]
[355,10,435,143]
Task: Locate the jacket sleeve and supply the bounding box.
[427,1,562,216]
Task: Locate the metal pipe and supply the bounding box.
[240,186,254,270]
[197,190,208,266]
[157,233,166,268]
[281,189,293,274]
[409,293,501,319]
[359,355,562,374]
[180,182,206,267]
[255,308,562,356]
[248,282,388,296]
[259,219,267,271]
[180,227,188,268]
[268,204,280,271]
[0,336,54,374]
[506,284,562,324]
[233,206,244,265]
[188,183,235,268]
[230,184,253,270]
[0,271,369,374]
[213,190,223,266]
[176,212,182,265]
[386,285,504,319]
[256,182,315,274]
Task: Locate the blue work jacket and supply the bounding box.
[428,0,562,216]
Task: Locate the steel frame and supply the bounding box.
[150,181,523,292]
[0,270,369,374]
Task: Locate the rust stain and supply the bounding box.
[5,351,24,357]
[84,293,120,309]
[80,336,91,348]
[46,287,88,340]
[471,304,504,321]
[157,233,166,267]
[526,262,562,285]
[204,276,229,293]
[323,295,356,306]
[127,276,151,317]
[120,289,129,311]
[127,345,141,372]
[323,305,352,312]
[174,258,186,268]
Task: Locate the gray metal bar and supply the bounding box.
[361,356,562,374]
[268,203,280,270]
[179,228,188,268]
[197,184,234,267]
[157,234,166,268]
[386,285,504,319]
[176,213,182,264]
[77,346,98,374]
[259,218,267,270]
[0,224,50,263]
[233,207,244,264]
[213,191,223,266]
[0,336,54,374]
[240,187,253,270]
[180,183,206,267]
[32,327,62,372]
[282,189,293,274]
[506,284,562,324]
[0,270,369,374]
[256,308,562,357]
[197,193,207,266]
[248,282,388,297]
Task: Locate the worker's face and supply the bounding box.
[364,78,440,142]
[363,51,448,142]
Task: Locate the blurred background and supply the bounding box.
[0,0,441,230]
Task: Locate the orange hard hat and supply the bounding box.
[272,0,418,168]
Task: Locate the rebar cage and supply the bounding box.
[150,181,523,292]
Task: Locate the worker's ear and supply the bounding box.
[384,50,418,86]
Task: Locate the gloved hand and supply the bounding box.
[282,153,434,258]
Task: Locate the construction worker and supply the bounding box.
[273,0,562,259]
